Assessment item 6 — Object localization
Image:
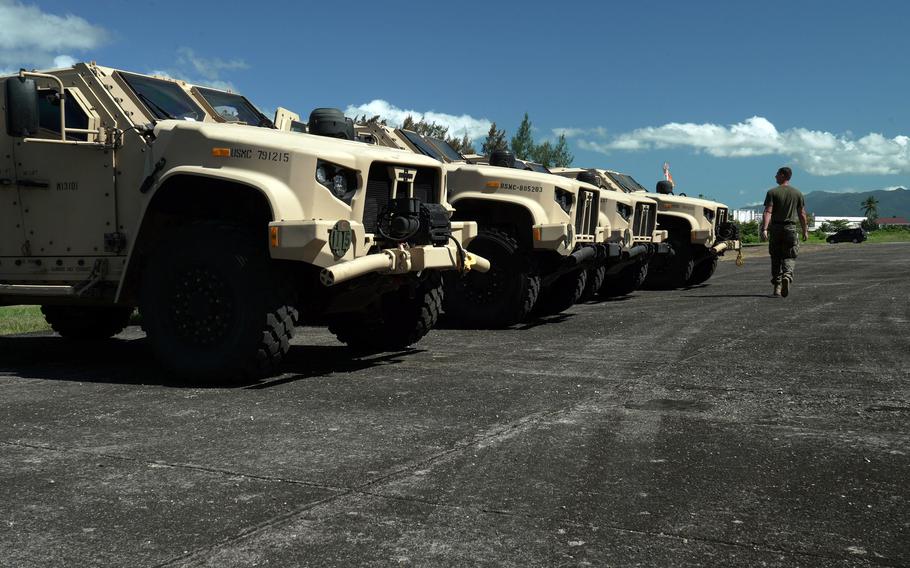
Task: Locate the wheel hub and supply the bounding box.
[170,267,234,346]
[462,267,508,305]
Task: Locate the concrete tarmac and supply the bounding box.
[1,243,908,567]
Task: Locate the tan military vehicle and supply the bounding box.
[0,63,487,380]
[354,123,607,327]
[551,167,669,298]
[593,170,740,288]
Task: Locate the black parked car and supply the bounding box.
[826,228,867,243]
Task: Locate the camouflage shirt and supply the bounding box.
[764,185,805,225]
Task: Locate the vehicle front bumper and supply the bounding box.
[267,219,488,286]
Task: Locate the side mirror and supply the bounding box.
[5,76,39,137]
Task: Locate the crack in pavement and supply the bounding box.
[5,251,906,566]
[349,490,904,567]
[148,333,795,566]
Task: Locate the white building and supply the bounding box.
[812,216,866,230]
[732,209,762,223]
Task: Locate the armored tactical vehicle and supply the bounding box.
[354,123,606,327]
[550,168,669,298]
[592,170,740,288]
[0,63,487,380]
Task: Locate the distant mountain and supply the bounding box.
[740,187,910,218]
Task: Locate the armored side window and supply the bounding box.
[193,87,273,127]
[400,130,444,161]
[427,136,465,162]
[37,88,89,141]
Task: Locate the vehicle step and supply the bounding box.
[0,284,76,296]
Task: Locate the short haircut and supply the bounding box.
[777,167,792,181]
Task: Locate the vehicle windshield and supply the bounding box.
[427,136,465,162]
[119,72,206,121]
[195,87,273,127]
[606,171,647,193]
[525,162,551,174]
[400,130,444,160]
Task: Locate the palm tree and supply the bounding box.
[861,196,879,220]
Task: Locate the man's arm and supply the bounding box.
[761,205,772,242]
[799,206,809,241]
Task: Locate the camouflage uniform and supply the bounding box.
[764,185,805,285]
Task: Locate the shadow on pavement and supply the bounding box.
[246,347,421,390]
[516,312,575,330]
[583,295,635,304]
[680,294,773,298]
[0,335,419,389]
[436,312,576,331]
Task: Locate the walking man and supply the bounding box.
[761,167,809,297]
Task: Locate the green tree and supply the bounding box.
[530,140,553,167]
[353,114,386,125]
[507,113,573,167]
[455,133,476,155]
[511,113,534,160]
[481,122,508,155]
[551,133,574,167]
[734,220,760,244]
[397,115,475,156]
[861,196,879,219]
[826,219,851,232]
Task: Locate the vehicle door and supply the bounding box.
[10,79,116,258]
[0,79,26,257]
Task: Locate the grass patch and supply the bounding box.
[867,229,910,243]
[0,305,50,335]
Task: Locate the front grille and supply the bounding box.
[574,188,598,236]
[716,207,728,226]
[632,202,657,238]
[363,179,390,234]
[363,163,440,233]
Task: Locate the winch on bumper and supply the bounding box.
[267,218,490,286]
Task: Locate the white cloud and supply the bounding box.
[0,1,107,69]
[52,54,77,68]
[176,47,247,83]
[552,126,607,139]
[579,116,910,176]
[345,99,492,141]
[147,48,247,92]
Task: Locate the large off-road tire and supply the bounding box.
[534,268,587,316]
[443,229,539,328]
[329,271,444,351]
[687,255,718,286]
[577,264,606,303]
[139,223,297,382]
[600,259,649,297]
[645,240,694,289]
[40,305,133,340]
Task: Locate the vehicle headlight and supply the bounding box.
[554,188,573,214]
[316,160,358,204]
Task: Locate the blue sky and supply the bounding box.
[2,0,909,208]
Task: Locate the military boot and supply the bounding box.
[773,284,782,297]
[781,278,790,298]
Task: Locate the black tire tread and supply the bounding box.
[443,228,539,327]
[535,268,587,316]
[645,240,694,289]
[600,259,649,297]
[139,222,296,381]
[578,264,606,302]
[330,272,443,351]
[687,255,718,286]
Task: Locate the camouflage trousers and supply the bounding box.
[769,225,799,285]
